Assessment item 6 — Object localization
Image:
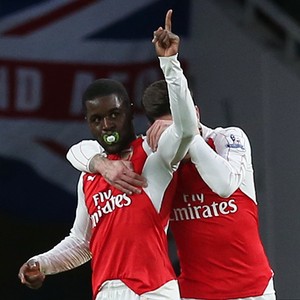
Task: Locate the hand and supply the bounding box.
[146,120,172,151]
[18,260,45,289]
[152,9,180,57]
[101,160,147,195]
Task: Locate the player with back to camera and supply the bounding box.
[142,86,276,300]
[67,24,276,300]
[18,9,199,300]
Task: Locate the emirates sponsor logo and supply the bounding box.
[170,193,238,221]
[90,190,132,227]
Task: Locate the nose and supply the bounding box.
[102,116,114,131]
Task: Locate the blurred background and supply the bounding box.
[1,0,300,299]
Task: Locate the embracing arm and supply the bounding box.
[189,127,255,199]
[66,141,147,194]
[19,174,91,289]
[66,140,103,173]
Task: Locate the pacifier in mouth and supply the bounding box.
[103,132,120,145]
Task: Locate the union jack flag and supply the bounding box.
[0,0,190,221]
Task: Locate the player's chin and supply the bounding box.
[102,143,123,154]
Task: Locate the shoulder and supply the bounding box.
[209,126,251,152]
[213,126,246,135]
[69,139,103,152]
[77,139,101,147]
[208,126,248,140]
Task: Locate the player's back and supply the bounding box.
[170,139,273,299]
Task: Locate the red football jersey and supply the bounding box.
[170,138,273,299]
[83,137,177,298]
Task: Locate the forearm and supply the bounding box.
[88,155,110,174]
[31,235,91,275]
[67,141,146,194]
[156,55,198,165]
[66,140,104,173]
[159,55,198,138]
[31,175,92,275]
[189,135,245,197]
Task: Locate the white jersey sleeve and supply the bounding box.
[189,127,256,201]
[66,140,104,173]
[154,54,198,166]
[142,55,198,212]
[29,174,92,274]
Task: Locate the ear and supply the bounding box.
[195,105,203,136]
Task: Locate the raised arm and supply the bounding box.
[141,10,198,212]
[153,10,198,165]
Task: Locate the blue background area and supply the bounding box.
[87,0,190,40]
[0,0,47,17]
[0,157,75,222]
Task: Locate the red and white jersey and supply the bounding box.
[29,54,198,299]
[83,137,177,297]
[170,126,273,299]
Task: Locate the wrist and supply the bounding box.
[88,153,107,174]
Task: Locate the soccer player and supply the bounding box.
[144,106,277,300]
[18,10,199,300]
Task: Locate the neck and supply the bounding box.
[106,133,136,158]
[182,152,191,163]
[120,148,133,160]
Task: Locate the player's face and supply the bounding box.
[85,94,134,154]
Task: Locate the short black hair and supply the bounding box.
[82,78,130,113]
[141,80,170,124]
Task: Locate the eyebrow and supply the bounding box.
[89,107,122,118]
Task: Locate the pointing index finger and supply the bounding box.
[165,9,172,32]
